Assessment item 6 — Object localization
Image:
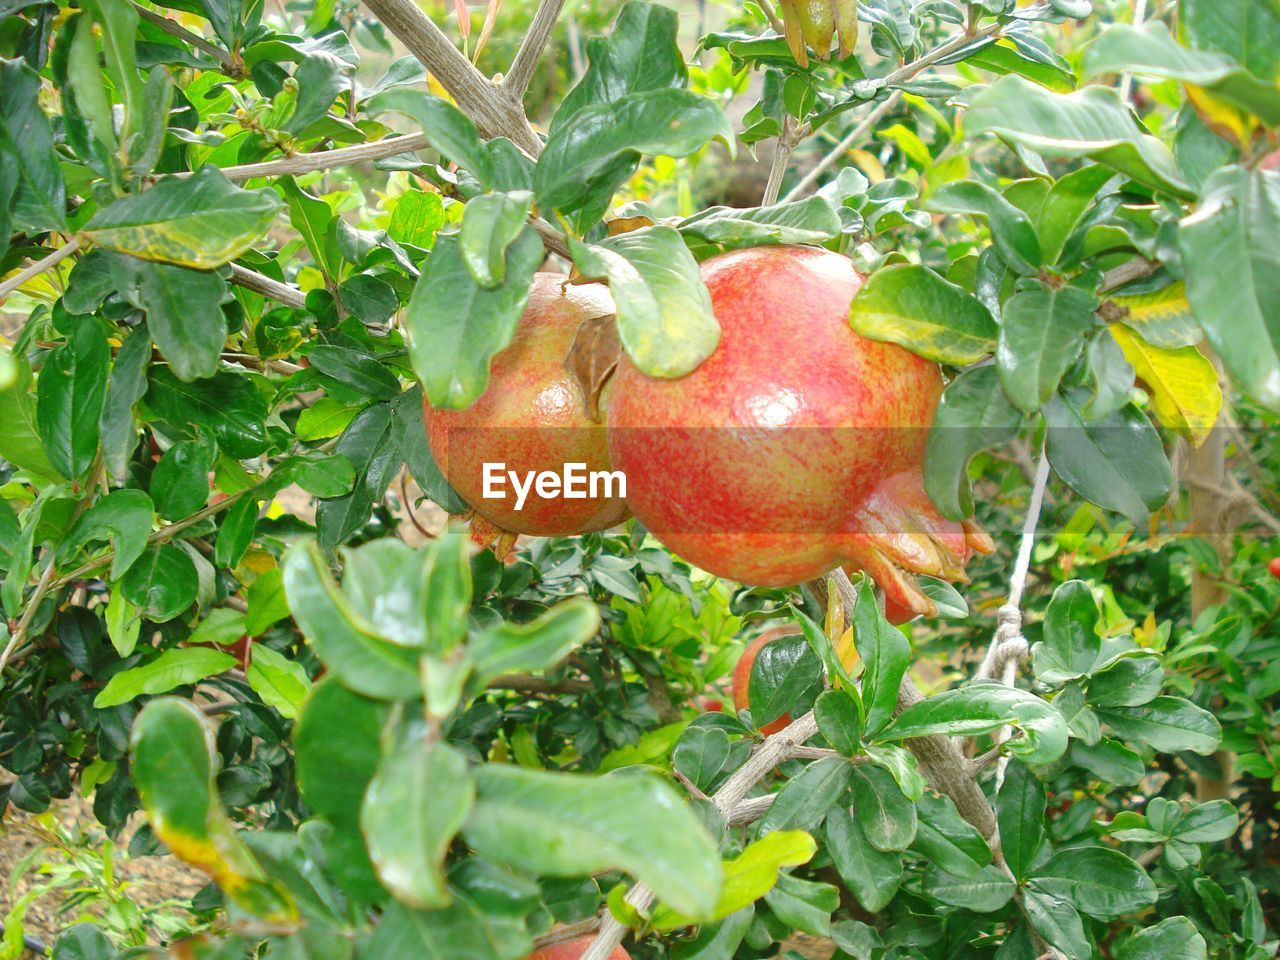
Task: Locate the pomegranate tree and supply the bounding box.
[606,245,993,621]
[425,273,629,538]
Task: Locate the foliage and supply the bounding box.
[0,0,1278,958]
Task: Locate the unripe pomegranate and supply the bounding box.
[606,246,992,621]
[527,937,630,960]
[426,273,629,537]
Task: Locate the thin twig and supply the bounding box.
[131,2,236,73]
[762,115,804,205]
[0,556,59,677]
[228,264,309,309]
[1118,0,1149,103]
[0,237,81,300]
[783,93,902,201]
[756,0,786,34]
[504,0,564,100]
[1099,256,1160,294]
[485,673,593,694]
[190,134,431,182]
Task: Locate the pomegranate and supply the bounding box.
[527,937,630,960]
[1269,556,1280,580]
[426,273,629,538]
[605,245,992,621]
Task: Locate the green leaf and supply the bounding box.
[281,539,423,700]
[1045,391,1173,526]
[1095,696,1221,755]
[1172,799,1238,844]
[364,895,530,960]
[997,761,1046,881]
[823,806,902,912]
[1068,738,1145,786]
[677,196,842,250]
[51,924,116,960]
[1116,916,1207,960]
[36,320,110,480]
[297,398,360,441]
[851,764,917,852]
[99,325,151,479]
[672,726,731,794]
[927,181,1042,274]
[0,362,60,483]
[60,488,154,580]
[146,367,270,459]
[1022,888,1090,960]
[965,76,1193,199]
[909,791,992,879]
[130,698,292,918]
[762,872,839,938]
[853,577,909,737]
[463,765,722,917]
[363,740,475,910]
[748,631,823,728]
[759,757,853,835]
[294,678,390,827]
[307,345,402,402]
[246,643,311,719]
[120,542,198,621]
[279,177,340,279]
[555,1,688,128]
[1180,0,1280,80]
[569,225,719,379]
[469,597,600,684]
[1087,655,1162,708]
[923,862,1015,913]
[1032,580,1101,682]
[924,365,1025,520]
[460,191,535,287]
[339,274,400,325]
[245,567,289,635]
[84,166,282,269]
[0,58,66,232]
[1029,846,1155,919]
[669,910,753,960]
[849,263,998,365]
[95,647,236,707]
[813,689,861,756]
[997,283,1099,413]
[215,494,259,569]
[1037,165,1115,265]
[387,189,447,248]
[535,88,733,216]
[1083,23,1280,125]
[150,440,212,520]
[406,230,543,409]
[1177,166,1280,411]
[880,682,1069,765]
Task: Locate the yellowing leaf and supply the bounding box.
[1108,325,1222,447]
[651,830,817,930]
[1112,280,1201,349]
[1186,84,1257,151]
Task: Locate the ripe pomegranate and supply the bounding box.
[527,937,630,960]
[606,245,992,621]
[1269,556,1280,580]
[426,273,629,538]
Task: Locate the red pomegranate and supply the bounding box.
[426,273,630,538]
[527,937,630,960]
[605,245,992,621]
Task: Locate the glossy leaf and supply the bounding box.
[1033,580,1101,683]
[850,764,917,852]
[1095,696,1221,755]
[759,757,853,835]
[406,230,543,410]
[923,862,1015,912]
[852,577,908,736]
[823,806,901,912]
[927,181,1042,274]
[747,631,823,728]
[459,190,534,287]
[924,365,1023,520]
[677,196,842,249]
[464,765,722,917]
[60,488,154,581]
[469,597,600,684]
[94,647,235,707]
[0,58,66,232]
[965,76,1192,198]
[36,320,110,481]
[997,761,1046,881]
[569,225,719,379]
[120,542,199,621]
[850,263,998,365]
[83,166,281,268]
[1045,391,1173,526]
[997,283,1098,413]
[1116,916,1207,960]
[909,791,991,879]
[1029,846,1156,919]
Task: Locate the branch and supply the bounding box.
[131,2,237,74]
[504,0,565,101]
[195,134,431,182]
[1099,256,1160,294]
[0,237,81,300]
[0,555,58,677]
[581,711,820,960]
[485,673,593,694]
[360,0,541,155]
[783,93,902,201]
[228,264,308,309]
[762,115,804,205]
